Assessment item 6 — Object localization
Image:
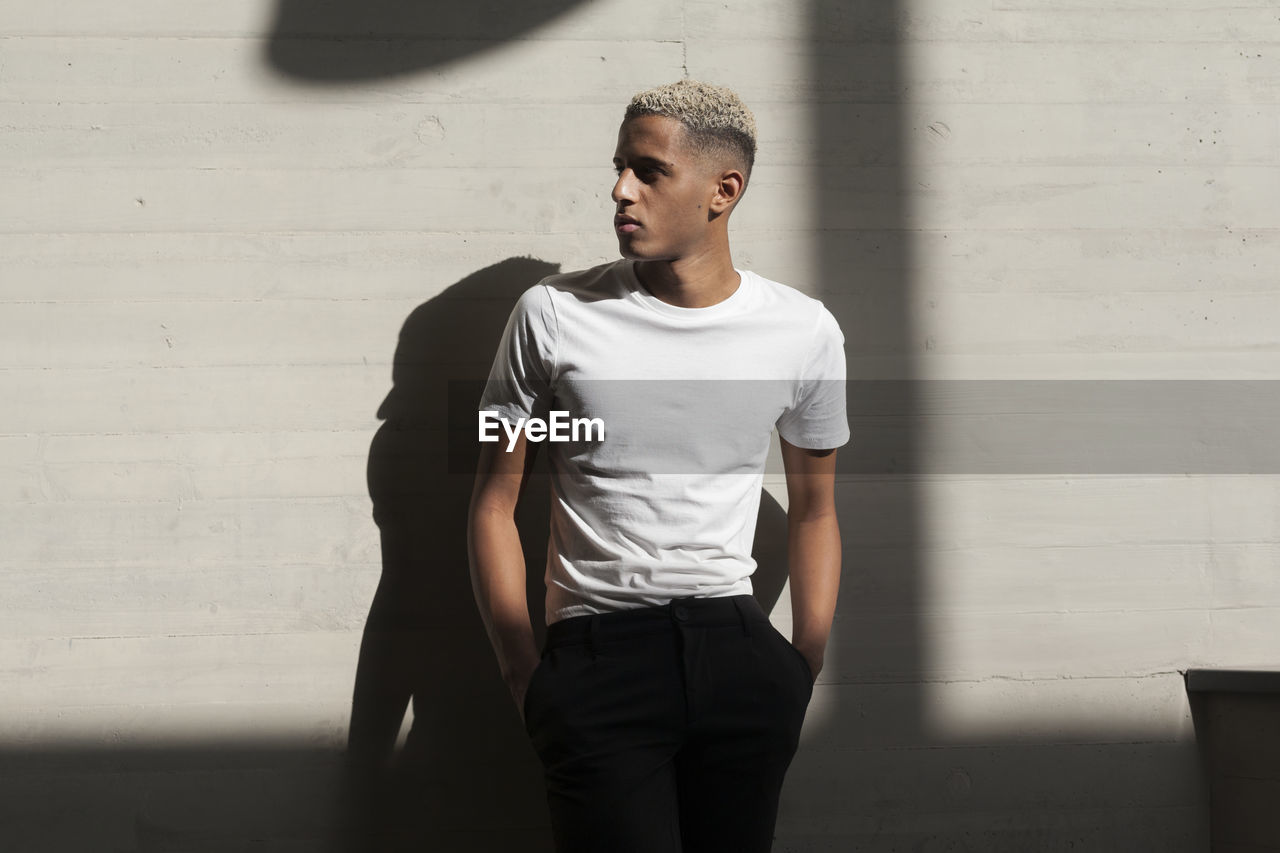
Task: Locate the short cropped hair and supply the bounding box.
[624,80,757,179]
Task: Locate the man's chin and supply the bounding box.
[616,241,645,260]
[616,239,666,262]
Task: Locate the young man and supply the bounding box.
[468,80,847,853]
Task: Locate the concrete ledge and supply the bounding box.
[1186,668,1280,694]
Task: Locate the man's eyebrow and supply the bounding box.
[613,155,673,169]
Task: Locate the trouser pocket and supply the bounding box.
[768,624,814,698]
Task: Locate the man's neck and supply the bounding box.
[634,250,741,309]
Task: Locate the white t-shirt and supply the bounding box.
[479,259,848,624]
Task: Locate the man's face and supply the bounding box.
[611,115,717,261]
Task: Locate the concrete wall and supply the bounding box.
[3,0,1278,849]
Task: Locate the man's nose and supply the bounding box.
[611,170,636,205]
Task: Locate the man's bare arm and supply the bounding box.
[468,432,541,720]
[780,436,840,681]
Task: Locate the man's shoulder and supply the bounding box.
[742,269,837,329]
[537,259,631,303]
[505,260,627,324]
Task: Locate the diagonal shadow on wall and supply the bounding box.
[803,3,1209,849]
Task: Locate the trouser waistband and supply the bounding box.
[543,594,769,651]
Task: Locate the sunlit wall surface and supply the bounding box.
[3,0,1277,849]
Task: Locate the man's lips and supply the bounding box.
[614,215,640,234]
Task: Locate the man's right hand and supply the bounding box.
[507,656,541,725]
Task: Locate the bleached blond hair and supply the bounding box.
[624,79,757,178]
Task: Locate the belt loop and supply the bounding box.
[588,614,601,660]
[731,596,752,637]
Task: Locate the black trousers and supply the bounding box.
[522,594,814,853]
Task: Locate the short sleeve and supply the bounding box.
[478,283,558,422]
[775,305,849,450]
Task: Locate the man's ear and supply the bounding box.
[709,167,746,215]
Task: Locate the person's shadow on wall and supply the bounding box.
[341,255,795,851]
[343,256,554,853]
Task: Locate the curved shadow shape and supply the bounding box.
[265,0,593,81]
